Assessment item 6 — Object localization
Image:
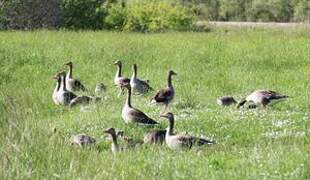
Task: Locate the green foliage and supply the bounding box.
[293,0,310,22]
[104,2,127,30]
[122,2,194,32]
[60,0,106,29]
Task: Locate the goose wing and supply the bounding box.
[137,79,154,91]
[153,88,173,103]
[175,134,194,149]
[73,79,86,91]
[128,108,158,124]
[192,137,216,145]
[117,77,130,87]
[260,90,289,100]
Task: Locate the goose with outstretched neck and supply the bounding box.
[130,64,153,95]
[160,112,215,151]
[52,74,62,105]
[122,86,158,125]
[55,71,77,105]
[64,61,86,92]
[103,128,120,153]
[236,90,289,108]
[151,70,177,108]
[114,60,130,95]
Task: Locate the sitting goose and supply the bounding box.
[237,90,289,108]
[69,95,102,107]
[64,62,86,92]
[114,60,130,95]
[151,70,177,108]
[116,130,144,147]
[160,112,215,151]
[71,134,96,147]
[130,64,153,95]
[52,74,61,105]
[143,129,166,144]
[56,71,77,105]
[103,127,121,153]
[122,86,159,125]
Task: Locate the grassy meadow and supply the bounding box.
[0,27,310,179]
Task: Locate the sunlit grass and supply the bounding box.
[0,27,309,179]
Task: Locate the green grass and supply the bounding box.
[0,28,310,179]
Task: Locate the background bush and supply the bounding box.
[0,0,309,31]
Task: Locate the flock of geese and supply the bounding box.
[52,61,289,153]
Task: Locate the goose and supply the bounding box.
[103,127,121,153]
[56,71,77,105]
[143,129,166,144]
[69,95,102,107]
[114,60,130,95]
[236,90,289,108]
[116,130,144,147]
[52,74,61,105]
[217,96,237,106]
[95,83,106,93]
[151,70,177,108]
[130,64,153,95]
[71,134,96,147]
[122,86,159,125]
[64,62,86,92]
[160,112,215,151]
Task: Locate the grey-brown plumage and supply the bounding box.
[143,129,166,144]
[55,71,77,105]
[237,90,289,108]
[160,112,216,151]
[64,62,86,92]
[151,70,177,108]
[122,86,159,125]
[114,60,130,95]
[130,64,153,95]
[217,96,237,106]
[71,134,96,147]
[103,127,120,153]
[69,96,102,107]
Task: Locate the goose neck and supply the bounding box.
[111,133,119,152]
[61,74,67,91]
[67,65,73,79]
[167,117,174,135]
[167,73,173,88]
[116,64,122,78]
[126,88,132,107]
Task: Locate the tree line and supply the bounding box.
[0,0,309,31]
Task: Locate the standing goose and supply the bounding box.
[56,71,77,105]
[151,70,177,108]
[52,74,61,105]
[64,62,86,92]
[237,90,289,108]
[103,127,121,153]
[114,60,130,95]
[122,86,159,125]
[130,64,153,95]
[160,112,215,151]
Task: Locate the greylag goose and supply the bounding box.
[160,112,215,150]
[116,130,144,147]
[237,90,289,108]
[130,64,153,95]
[143,129,166,144]
[122,86,159,125]
[103,127,121,153]
[95,83,106,93]
[64,62,86,92]
[52,74,61,105]
[69,95,101,107]
[217,96,237,106]
[151,70,177,108]
[56,71,77,105]
[71,134,96,147]
[114,60,130,95]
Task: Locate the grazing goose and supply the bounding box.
[151,70,177,108]
[122,86,159,125]
[52,74,61,105]
[56,71,77,105]
[130,64,153,95]
[237,90,289,108]
[160,112,215,151]
[114,60,130,95]
[143,129,166,144]
[103,127,121,153]
[217,96,237,106]
[71,134,96,147]
[64,62,86,92]
[69,95,102,107]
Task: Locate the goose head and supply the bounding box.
[53,71,66,79]
[114,60,122,66]
[103,127,117,136]
[169,70,177,76]
[160,112,174,122]
[64,61,73,66]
